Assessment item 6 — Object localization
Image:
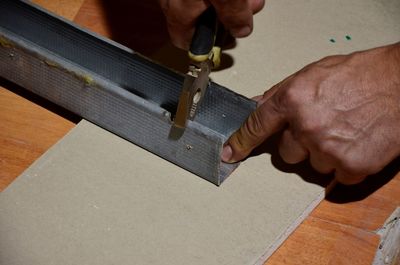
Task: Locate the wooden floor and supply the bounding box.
[1,1,399,264]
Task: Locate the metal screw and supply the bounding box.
[163,111,171,120]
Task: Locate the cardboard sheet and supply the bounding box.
[1,0,399,264]
[209,0,400,97]
[0,120,325,265]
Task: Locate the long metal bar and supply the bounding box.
[0,0,255,185]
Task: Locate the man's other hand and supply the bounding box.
[222,43,400,185]
[158,0,265,50]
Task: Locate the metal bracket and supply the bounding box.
[0,0,255,185]
[373,207,400,265]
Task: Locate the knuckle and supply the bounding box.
[272,90,298,119]
[320,55,338,62]
[336,173,366,185]
[316,141,337,157]
[299,116,324,135]
[318,54,343,64]
[230,129,253,156]
[229,108,268,153]
[245,110,264,138]
[282,85,302,107]
[336,155,384,185]
[337,154,367,177]
[278,75,313,109]
[230,132,246,151]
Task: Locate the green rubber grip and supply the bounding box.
[189,7,217,62]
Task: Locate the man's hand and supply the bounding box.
[222,43,400,185]
[158,0,265,50]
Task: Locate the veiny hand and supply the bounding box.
[158,0,265,49]
[222,43,400,185]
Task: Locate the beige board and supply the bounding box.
[0,120,325,265]
[1,0,399,264]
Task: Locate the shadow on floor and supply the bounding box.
[327,157,399,203]
[0,78,80,124]
[248,133,399,203]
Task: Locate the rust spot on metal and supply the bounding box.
[0,36,13,48]
[44,60,59,68]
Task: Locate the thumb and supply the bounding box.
[221,98,286,163]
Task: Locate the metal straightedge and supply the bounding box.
[0,0,255,185]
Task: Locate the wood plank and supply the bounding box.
[0,86,75,191]
[1,0,398,264]
[32,0,85,20]
[312,172,400,231]
[0,0,83,191]
[267,216,380,265]
[73,0,110,37]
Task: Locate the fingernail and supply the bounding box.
[230,26,251,38]
[221,144,234,163]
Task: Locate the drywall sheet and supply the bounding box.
[1,0,399,264]
[0,120,325,265]
[208,0,400,96]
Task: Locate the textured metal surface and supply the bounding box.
[0,0,256,185]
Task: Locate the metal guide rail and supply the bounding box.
[0,0,256,185]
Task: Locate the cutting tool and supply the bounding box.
[170,7,222,140]
[0,0,256,185]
